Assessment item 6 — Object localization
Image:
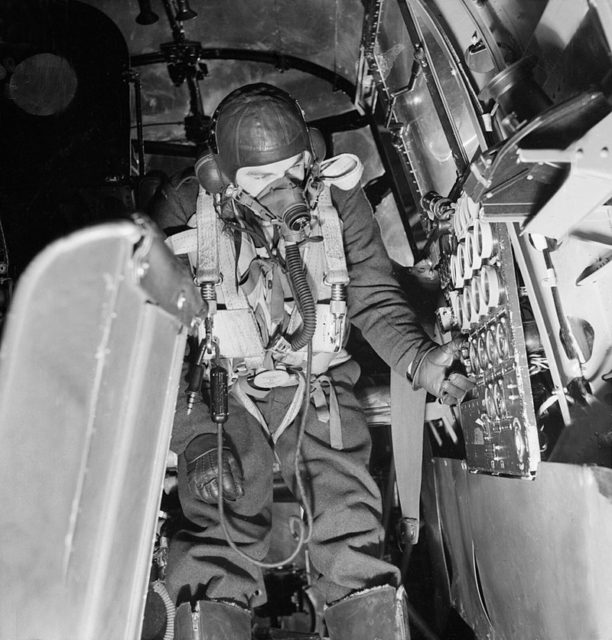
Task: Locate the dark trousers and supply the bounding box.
[166,360,400,607]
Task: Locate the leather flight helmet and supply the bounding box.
[212,83,311,181]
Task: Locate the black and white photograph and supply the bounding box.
[1,1,611,639]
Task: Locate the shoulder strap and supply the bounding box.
[318,186,349,286]
[195,187,219,286]
[165,191,265,369]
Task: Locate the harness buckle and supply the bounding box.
[202,316,220,364]
[268,334,293,357]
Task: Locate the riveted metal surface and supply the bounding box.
[433,458,612,640]
[431,459,496,640]
[0,223,191,640]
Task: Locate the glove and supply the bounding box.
[412,338,475,405]
[184,433,244,503]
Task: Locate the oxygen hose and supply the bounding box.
[285,242,317,351]
[151,580,175,640]
[217,341,315,569]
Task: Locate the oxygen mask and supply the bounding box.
[256,174,311,239]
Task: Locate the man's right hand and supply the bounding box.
[185,433,244,503]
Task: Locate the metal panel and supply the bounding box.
[393,71,458,197]
[431,459,495,640]
[0,222,195,640]
[409,0,485,157]
[365,0,466,198]
[433,458,612,640]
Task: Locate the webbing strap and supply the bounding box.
[217,230,251,310]
[164,197,265,368]
[286,190,346,337]
[232,374,306,457]
[195,188,219,285]
[215,231,266,369]
[272,373,306,444]
[310,375,343,449]
[390,369,426,545]
[231,381,269,436]
[318,187,349,285]
[165,228,196,255]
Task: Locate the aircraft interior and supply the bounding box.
[1,1,612,639]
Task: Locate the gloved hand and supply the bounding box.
[184,433,244,503]
[412,338,475,405]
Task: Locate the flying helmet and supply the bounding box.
[196,83,325,193]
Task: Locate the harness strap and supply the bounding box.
[217,229,251,309]
[286,185,347,342]
[165,228,197,256]
[195,188,219,285]
[272,373,307,444]
[232,380,271,438]
[310,376,343,450]
[234,372,340,450]
[166,174,351,365]
[232,373,307,452]
[318,187,349,286]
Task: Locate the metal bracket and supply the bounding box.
[400,517,420,546]
[521,111,612,239]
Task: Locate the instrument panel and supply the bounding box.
[436,191,540,475]
[361,0,545,477]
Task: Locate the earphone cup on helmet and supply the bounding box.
[194,151,229,194]
[308,127,327,162]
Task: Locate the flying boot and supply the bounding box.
[174,599,252,640]
[324,585,410,640]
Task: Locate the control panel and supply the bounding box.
[433,191,540,476]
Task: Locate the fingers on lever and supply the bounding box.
[449,372,476,393]
[440,374,475,404]
[441,393,457,406]
[446,336,467,359]
[452,336,466,350]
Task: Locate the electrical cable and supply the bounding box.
[216,341,315,568]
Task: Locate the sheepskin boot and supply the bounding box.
[174,599,251,640]
[324,585,410,640]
